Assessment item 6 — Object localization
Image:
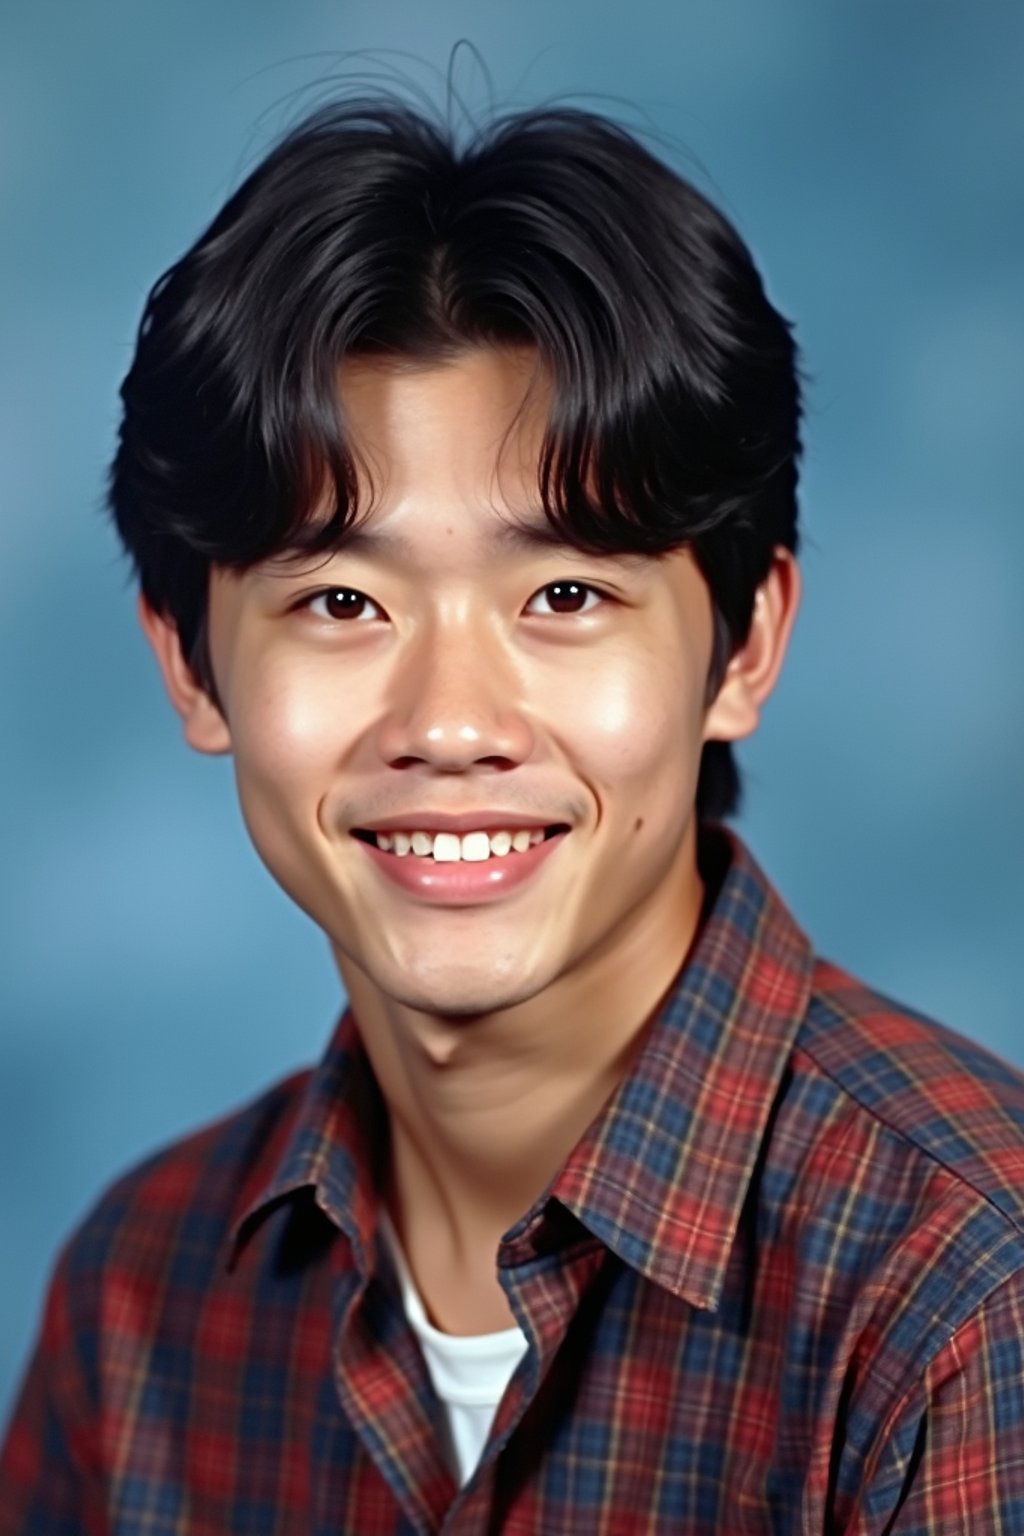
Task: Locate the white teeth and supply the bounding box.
[370,826,556,861]
[461,831,491,862]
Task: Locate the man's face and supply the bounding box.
[194,349,733,1018]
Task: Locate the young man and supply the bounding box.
[3,99,1023,1534]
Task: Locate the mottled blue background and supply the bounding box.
[2,1,1022,1416]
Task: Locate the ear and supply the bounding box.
[702,547,801,744]
[137,596,232,755]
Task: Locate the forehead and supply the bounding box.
[337,346,547,508]
[340,345,544,421]
[274,346,666,578]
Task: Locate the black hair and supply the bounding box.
[109,98,801,819]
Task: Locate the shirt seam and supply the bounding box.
[795,1033,1024,1245]
[868,1259,1024,1456]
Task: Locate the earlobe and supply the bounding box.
[702,548,801,745]
[137,596,232,755]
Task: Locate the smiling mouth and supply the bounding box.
[351,825,569,863]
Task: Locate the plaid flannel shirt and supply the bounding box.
[4,826,1024,1533]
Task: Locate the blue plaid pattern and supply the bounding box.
[4,826,1024,1532]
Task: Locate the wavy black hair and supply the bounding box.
[109,99,801,818]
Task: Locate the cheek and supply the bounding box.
[546,645,706,788]
[223,661,358,916]
[228,660,353,800]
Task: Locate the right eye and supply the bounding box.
[304,587,383,622]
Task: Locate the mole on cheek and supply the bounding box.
[634,817,644,832]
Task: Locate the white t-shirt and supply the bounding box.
[378,1212,529,1488]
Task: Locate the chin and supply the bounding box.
[391,978,539,1020]
[371,950,548,1020]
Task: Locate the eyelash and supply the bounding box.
[526,582,605,617]
[304,588,383,622]
[300,581,608,622]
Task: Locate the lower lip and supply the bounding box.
[354,831,568,905]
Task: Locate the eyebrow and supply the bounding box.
[280,519,653,569]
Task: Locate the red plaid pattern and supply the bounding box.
[4,826,1024,1532]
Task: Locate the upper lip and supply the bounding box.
[354,811,567,834]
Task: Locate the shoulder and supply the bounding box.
[57,1066,313,1299]
[727,958,1024,1451]
[770,960,1024,1339]
[798,958,1024,1227]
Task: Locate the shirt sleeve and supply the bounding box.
[854,1268,1024,1534]
[0,1249,106,1536]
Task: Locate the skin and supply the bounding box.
[143,347,800,1332]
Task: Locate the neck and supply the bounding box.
[337,834,708,1292]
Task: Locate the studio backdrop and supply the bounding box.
[2,0,1022,1416]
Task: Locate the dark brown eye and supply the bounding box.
[308,588,381,621]
[527,582,601,616]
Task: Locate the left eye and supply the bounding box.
[305,587,383,621]
[525,582,603,616]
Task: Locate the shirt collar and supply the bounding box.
[227,1013,387,1272]
[229,826,812,1311]
[546,825,813,1311]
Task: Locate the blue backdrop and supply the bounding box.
[2,0,1022,1416]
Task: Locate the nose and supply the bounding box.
[375,609,536,772]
